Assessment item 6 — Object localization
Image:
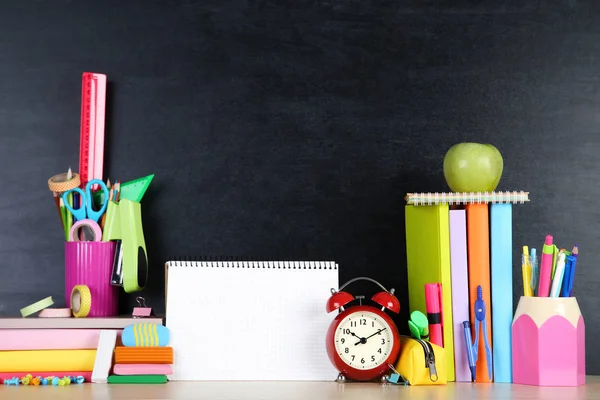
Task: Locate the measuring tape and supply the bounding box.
[79,72,107,188]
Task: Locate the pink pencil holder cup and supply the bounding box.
[512,296,585,387]
[65,241,118,317]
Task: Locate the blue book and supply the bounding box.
[490,203,513,383]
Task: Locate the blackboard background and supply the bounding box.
[1,0,599,374]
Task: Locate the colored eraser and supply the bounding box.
[122,323,169,347]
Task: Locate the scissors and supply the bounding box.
[62,179,109,223]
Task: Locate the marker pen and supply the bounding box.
[425,283,444,347]
[537,235,554,297]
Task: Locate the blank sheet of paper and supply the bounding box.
[165,260,339,381]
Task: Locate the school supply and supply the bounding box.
[0,373,90,385]
[62,179,109,241]
[405,191,529,206]
[70,285,92,318]
[0,329,119,351]
[405,204,455,381]
[47,171,81,193]
[465,203,493,382]
[66,242,119,317]
[122,323,169,347]
[0,317,163,329]
[408,311,429,340]
[165,259,338,381]
[462,321,476,382]
[38,308,72,318]
[132,297,154,318]
[102,199,148,293]
[538,235,555,297]
[114,346,173,364]
[424,283,444,347]
[112,364,172,375]
[0,350,96,372]
[394,337,446,385]
[530,248,539,295]
[550,251,567,297]
[568,246,579,296]
[19,297,54,317]
[522,247,533,297]
[79,72,107,187]
[91,330,117,383]
[470,285,493,382]
[490,203,513,383]
[93,174,154,204]
[107,374,167,384]
[448,209,471,382]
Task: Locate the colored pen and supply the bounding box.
[424,283,444,347]
[530,248,538,296]
[550,251,566,297]
[561,255,574,298]
[463,321,476,382]
[522,246,533,297]
[538,235,554,297]
[568,245,579,296]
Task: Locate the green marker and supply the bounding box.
[408,310,430,340]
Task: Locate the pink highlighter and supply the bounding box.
[424,283,444,347]
[537,235,555,297]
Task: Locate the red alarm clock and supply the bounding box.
[325,277,401,382]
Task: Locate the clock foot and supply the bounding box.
[335,373,346,383]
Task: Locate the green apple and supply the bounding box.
[443,142,503,192]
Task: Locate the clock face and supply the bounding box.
[333,310,394,370]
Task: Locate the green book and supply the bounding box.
[107,375,167,384]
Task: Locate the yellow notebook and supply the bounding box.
[405,204,455,381]
[0,349,96,372]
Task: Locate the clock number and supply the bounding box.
[371,356,375,362]
[345,347,349,353]
[360,319,366,325]
[361,358,365,364]
[372,321,375,327]
[351,321,357,327]
[351,355,355,361]
[341,338,345,344]
[381,338,385,345]
[344,329,351,334]
[378,348,382,353]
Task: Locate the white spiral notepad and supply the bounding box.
[165,260,339,381]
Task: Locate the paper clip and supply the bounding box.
[384,363,409,385]
[132,297,153,318]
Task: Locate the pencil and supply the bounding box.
[66,191,74,236]
[53,192,63,228]
[60,198,69,241]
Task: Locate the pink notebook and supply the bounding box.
[113,364,172,375]
[449,209,471,382]
[0,330,121,351]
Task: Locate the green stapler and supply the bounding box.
[102,199,148,293]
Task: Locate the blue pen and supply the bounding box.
[463,321,476,382]
[561,256,573,297]
[568,245,579,296]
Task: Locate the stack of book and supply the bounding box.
[404,191,529,384]
[0,316,163,384]
[108,322,172,384]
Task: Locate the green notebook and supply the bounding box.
[107,375,167,384]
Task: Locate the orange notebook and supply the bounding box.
[114,346,173,364]
[466,203,493,383]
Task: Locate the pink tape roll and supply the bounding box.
[69,219,102,242]
[38,308,73,318]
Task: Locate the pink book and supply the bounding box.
[449,209,471,382]
[0,330,122,351]
[0,317,163,330]
[113,364,173,375]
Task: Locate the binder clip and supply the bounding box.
[132,297,153,318]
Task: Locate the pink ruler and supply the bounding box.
[79,72,107,187]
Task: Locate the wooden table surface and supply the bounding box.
[0,376,597,399]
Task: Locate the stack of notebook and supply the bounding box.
[108,322,172,384]
[0,316,162,383]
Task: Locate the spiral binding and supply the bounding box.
[165,258,338,270]
[405,191,529,206]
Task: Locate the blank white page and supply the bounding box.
[165,260,339,381]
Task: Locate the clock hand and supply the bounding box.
[354,328,387,346]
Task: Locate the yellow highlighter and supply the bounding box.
[522,246,533,297]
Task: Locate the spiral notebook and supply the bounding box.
[165,260,339,381]
[405,191,529,206]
